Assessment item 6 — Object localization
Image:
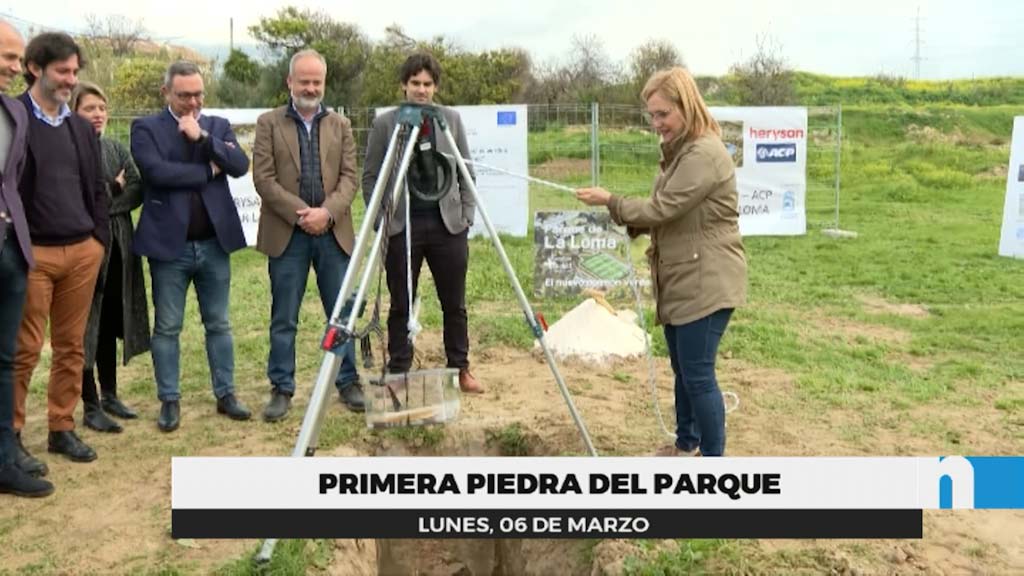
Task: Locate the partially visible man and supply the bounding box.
[132,61,251,432]
[13,32,107,470]
[0,21,53,497]
[361,52,483,393]
[252,49,363,421]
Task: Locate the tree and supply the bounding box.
[248,6,370,107]
[565,34,614,100]
[727,34,795,105]
[441,48,532,104]
[223,49,260,84]
[108,58,166,110]
[629,40,683,89]
[84,14,148,57]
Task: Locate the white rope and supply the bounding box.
[443,154,740,434]
[404,182,422,343]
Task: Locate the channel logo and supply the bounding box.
[756,143,797,163]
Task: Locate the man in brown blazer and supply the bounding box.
[252,49,362,421]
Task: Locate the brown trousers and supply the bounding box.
[14,238,104,432]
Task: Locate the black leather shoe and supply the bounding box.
[102,394,138,419]
[83,401,123,433]
[262,390,291,422]
[338,383,365,413]
[47,430,97,463]
[158,400,180,432]
[216,394,251,421]
[14,433,47,477]
[0,465,55,498]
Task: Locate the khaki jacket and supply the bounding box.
[608,133,747,325]
[252,105,358,257]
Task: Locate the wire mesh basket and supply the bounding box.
[364,368,461,429]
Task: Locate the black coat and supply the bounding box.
[83,137,151,367]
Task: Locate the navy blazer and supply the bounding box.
[131,109,249,261]
[0,94,32,267]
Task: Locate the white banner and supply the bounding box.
[710,106,808,236]
[173,456,978,510]
[999,116,1024,258]
[377,104,530,237]
[203,108,270,247]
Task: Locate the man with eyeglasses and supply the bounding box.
[131,60,252,432]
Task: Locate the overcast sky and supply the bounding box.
[4,0,1022,79]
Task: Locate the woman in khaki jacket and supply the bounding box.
[576,67,746,457]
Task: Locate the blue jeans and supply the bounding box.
[150,239,235,401]
[663,308,733,457]
[268,230,358,396]
[0,233,27,466]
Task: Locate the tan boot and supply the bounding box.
[458,368,484,394]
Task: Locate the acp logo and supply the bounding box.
[756,143,797,163]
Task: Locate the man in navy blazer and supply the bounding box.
[0,19,53,498]
[132,60,251,432]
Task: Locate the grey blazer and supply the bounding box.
[361,105,476,236]
[0,94,32,267]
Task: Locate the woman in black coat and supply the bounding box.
[72,83,151,432]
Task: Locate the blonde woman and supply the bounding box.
[576,67,746,457]
[72,82,150,433]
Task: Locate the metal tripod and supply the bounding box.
[255,103,597,564]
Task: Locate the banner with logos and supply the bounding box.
[998,116,1024,259]
[377,105,530,238]
[711,106,808,236]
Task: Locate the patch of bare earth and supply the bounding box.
[857,293,930,318]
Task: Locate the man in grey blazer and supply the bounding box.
[361,53,483,393]
[0,19,54,497]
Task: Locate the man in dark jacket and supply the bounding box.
[0,20,53,498]
[132,61,251,432]
[13,32,107,472]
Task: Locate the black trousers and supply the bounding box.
[385,212,469,372]
[82,244,124,404]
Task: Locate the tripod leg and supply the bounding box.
[257,123,424,565]
[437,125,598,457]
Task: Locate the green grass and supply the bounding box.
[214,540,333,576]
[486,422,531,456]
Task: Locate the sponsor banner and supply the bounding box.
[378,104,530,238]
[711,106,808,236]
[998,116,1024,258]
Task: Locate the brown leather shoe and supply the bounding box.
[458,368,484,394]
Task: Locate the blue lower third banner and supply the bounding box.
[171,509,922,539]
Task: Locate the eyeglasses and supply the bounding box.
[643,109,673,123]
[174,91,205,101]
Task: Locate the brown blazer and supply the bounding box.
[252,105,358,257]
[608,133,747,326]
